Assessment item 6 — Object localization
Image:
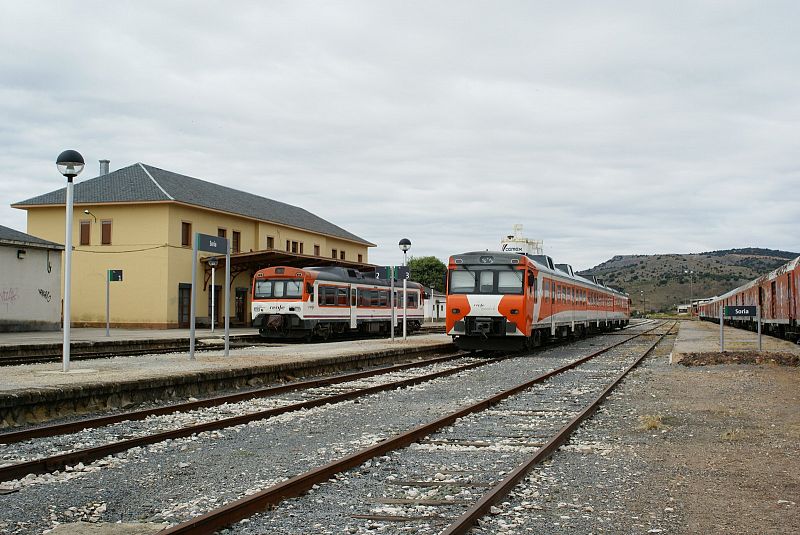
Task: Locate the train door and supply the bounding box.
[350,287,358,329]
[771,281,777,318]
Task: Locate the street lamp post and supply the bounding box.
[399,238,411,340]
[208,257,218,333]
[57,150,85,372]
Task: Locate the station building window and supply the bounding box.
[80,220,91,246]
[314,244,320,256]
[266,236,274,249]
[358,254,363,263]
[233,231,241,253]
[181,222,192,247]
[299,242,304,254]
[340,250,346,260]
[218,228,227,239]
[291,241,298,253]
[101,220,112,245]
[332,249,337,259]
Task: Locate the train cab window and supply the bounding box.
[407,292,418,308]
[254,279,302,299]
[479,271,493,293]
[450,271,476,293]
[497,271,523,294]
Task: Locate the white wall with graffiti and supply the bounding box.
[0,245,62,331]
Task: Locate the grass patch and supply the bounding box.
[639,414,665,430]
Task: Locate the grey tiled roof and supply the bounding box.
[14,163,374,246]
[0,225,63,249]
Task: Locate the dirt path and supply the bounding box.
[639,361,800,533]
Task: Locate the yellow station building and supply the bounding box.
[13,162,374,328]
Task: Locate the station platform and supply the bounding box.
[671,319,800,363]
[0,326,451,428]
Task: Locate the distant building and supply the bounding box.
[424,287,446,322]
[13,162,374,328]
[0,225,63,332]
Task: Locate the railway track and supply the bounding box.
[0,322,668,533]
[152,322,673,534]
[0,353,496,481]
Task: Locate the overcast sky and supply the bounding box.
[2,1,798,270]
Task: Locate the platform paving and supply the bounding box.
[0,331,453,427]
[672,319,800,363]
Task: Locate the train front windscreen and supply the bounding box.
[253,279,303,299]
[449,268,523,295]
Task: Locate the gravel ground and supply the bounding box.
[228,330,663,534]
[0,329,655,534]
[0,357,484,466]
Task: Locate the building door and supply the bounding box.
[178,283,191,328]
[235,287,248,324]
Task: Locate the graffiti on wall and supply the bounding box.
[38,289,52,302]
[1,287,19,312]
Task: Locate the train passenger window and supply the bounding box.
[379,290,389,307]
[449,271,476,293]
[337,288,348,306]
[497,271,523,294]
[325,287,337,305]
[479,271,494,293]
[408,292,418,308]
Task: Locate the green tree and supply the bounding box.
[407,256,447,292]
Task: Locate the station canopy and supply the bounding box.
[200,249,377,288]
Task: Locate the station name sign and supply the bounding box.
[724,305,757,317]
[196,233,228,254]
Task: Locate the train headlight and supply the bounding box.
[510,309,519,315]
[451,308,460,314]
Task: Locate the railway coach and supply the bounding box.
[251,266,425,340]
[446,251,630,350]
[698,256,799,342]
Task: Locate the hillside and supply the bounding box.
[577,248,799,314]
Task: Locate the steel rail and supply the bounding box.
[0,355,499,482]
[157,322,666,534]
[440,321,677,535]
[0,350,463,444]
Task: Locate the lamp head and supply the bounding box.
[207,257,219,268]
[398,238,411,252]
[56,150,85,180]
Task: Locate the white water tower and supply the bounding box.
[500,224,543,255]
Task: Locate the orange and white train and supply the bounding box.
[698,256,800,341]
[446,251,630,350]
[251,266,425,340]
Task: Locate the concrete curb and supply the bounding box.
[0,342,456,428]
